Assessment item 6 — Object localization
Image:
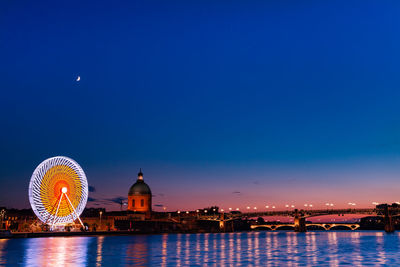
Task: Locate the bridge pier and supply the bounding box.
[219,213,234,232]
[219,213,226,232]
[294,209,306,232]
[384,206,395,233]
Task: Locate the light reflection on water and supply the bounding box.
[96,236,104,267]
[0,240,7,265]
[24,237,89,266]
[1,231,400,266]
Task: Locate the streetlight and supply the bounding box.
[99,211,103,230]
[247,206,251,210]
[265,205,269,209]
[272,206,276,209]
[236,208,240,211]
[348,202,356,208]
[229,208,232,211]
[253,207,257,210]
[291,205,295,209]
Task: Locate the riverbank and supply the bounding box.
[1,228,395,239]
[1,230,185,239]
[1,229,235,239]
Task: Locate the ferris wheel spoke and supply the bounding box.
[44,193,62,225]
[51,193,63,230]
[64,192,85,228]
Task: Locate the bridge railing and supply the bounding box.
[235,208,376,218]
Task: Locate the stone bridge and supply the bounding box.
[251,223,360,231]
[205,205,398,233]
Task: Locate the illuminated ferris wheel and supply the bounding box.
[29,156,88,229]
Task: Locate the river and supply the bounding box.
[0,231,399,266]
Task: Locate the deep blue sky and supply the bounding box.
[2,0,400,210]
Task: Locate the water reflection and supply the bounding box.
[195,234,200,266]
[204,233,209,265]
[185,235,190,264]
[212,232,217,263]
[375,232,386,265]
[236,232,241,264]
[0,239,8,265]
[327,232,338,266]
[161,234,167,267]
[125,236,149,266]
[1,232,400,266]
[96,236,104,267]
[305,232,318,265]
[176,234,181,266]
[24,237,90,266]
[220,233,225,266]
[350,231,362,265]
[254,232,260,266]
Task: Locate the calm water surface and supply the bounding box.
[0,231,399,266]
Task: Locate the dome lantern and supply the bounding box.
[138,168,143,180]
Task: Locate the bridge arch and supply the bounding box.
[252,226,273,231]
[250,223,360,231]
[306,224,327,231]
[275,225,295,230]
[328,224,353,231]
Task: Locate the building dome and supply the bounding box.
[128,180,151,195]
[127,169,152,216]
[128,168,151,195]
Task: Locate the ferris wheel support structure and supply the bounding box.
[50,187,85,230]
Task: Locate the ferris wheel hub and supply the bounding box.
[61,187,68,193]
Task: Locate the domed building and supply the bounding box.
[127,169,152,218]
